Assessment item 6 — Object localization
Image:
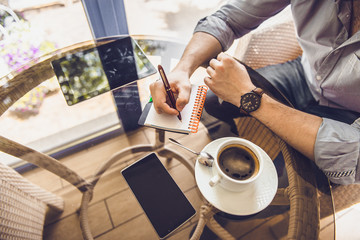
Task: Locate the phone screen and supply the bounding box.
[51,36,156,105]
[121,153,196,239]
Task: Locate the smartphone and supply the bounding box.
[51,36,157,105]
[121,153,196,239]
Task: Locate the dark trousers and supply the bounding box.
[204,57,360,134]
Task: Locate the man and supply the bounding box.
[149,0,360,185]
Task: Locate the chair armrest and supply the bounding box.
[0,135,91,192]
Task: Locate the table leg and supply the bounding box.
[157,147,195,177]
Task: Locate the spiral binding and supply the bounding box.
[188,85,208,133]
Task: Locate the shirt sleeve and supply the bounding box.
[193,0,289,50]
[314,118,360,185]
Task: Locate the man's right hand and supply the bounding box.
[149,69,192,115]
[149,32,222,116]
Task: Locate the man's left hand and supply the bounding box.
[204,52,256,107]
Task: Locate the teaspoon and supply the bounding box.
[168,138,214,167]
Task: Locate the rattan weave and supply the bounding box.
[234,21,302,70]
[0,165,52,240]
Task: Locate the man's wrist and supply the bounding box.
[238,87,264,115]
[172,62,196,79]
[249,93,275,118]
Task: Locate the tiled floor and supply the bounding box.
[19,122,360,240]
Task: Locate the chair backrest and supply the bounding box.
[233,7,302,69]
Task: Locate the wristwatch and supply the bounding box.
[239,87,264,115]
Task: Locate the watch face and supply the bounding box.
[241,92,261,113]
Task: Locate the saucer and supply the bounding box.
[195,137,278,216]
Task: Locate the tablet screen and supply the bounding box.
[51,36,156,105]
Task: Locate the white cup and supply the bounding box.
[209,138,264,192]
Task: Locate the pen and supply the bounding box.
[158,65,182,121]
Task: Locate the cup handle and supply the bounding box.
[209,174,221,187]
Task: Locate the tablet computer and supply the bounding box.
[51,36,156,105]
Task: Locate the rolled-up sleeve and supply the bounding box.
[193,0,289,50]
[315,118,360,185]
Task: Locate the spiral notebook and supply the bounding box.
[138,85,208,134]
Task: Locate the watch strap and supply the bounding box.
[239,106,248,115]
[252,87,264,97]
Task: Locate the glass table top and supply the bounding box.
[0,34,335,239]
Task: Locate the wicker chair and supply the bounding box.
[191,7,360,240]
[0,41,99,240]
[233,7,360,220]
[0,162,65,239]
[231,7,360,238]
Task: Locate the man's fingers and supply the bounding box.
[209,58,220,68]
[175,84,191,111]
[176,94,190,112]
[204,76,213,87]
[150,81,176,115]
[154,101,179,115]
[217,52,228,60]
[206,65,215,78]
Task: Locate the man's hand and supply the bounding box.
[204,52,256,107]
[149,32,223,116]
[149,69,192,115]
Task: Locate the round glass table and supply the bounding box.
[0,35,335,240]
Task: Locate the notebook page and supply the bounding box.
[144,85,199,133]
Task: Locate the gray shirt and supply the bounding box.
[194,0,360,184]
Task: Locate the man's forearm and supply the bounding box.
[174,32,222,77]
[251,94,323,160]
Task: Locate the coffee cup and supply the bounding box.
[208,138,263,192]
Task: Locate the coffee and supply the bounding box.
[217,144,259,181]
